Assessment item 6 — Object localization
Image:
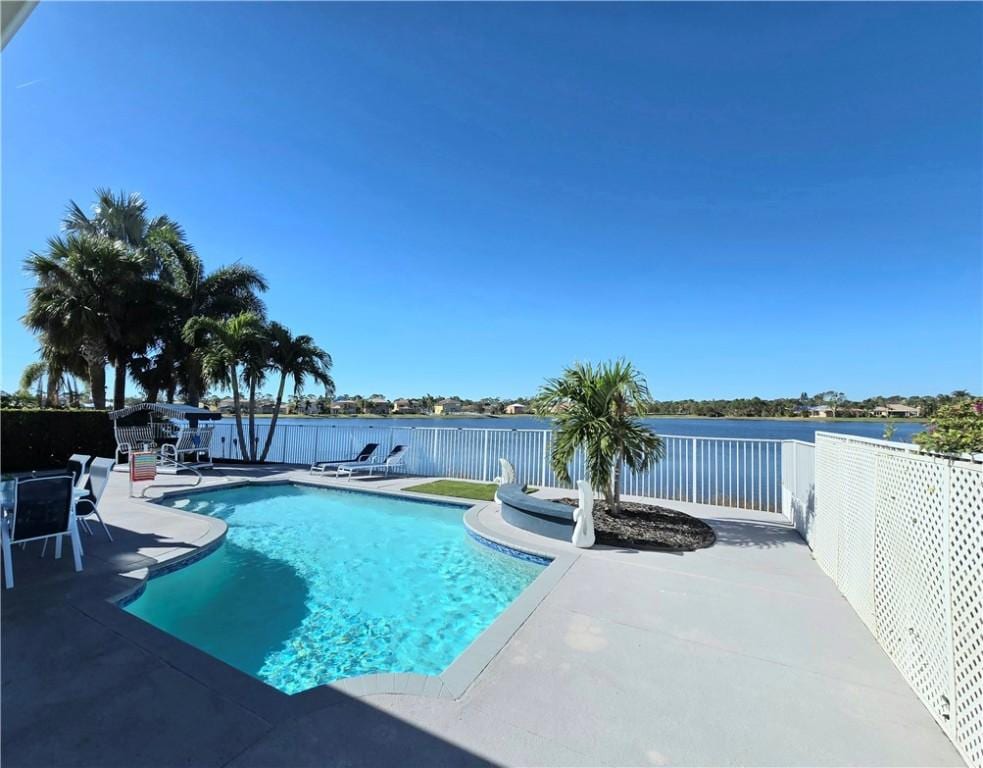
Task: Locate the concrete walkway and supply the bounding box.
[1,466,964,767]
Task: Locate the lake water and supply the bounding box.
[263,415,924,443]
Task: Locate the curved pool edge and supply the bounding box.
[106,504,229,608]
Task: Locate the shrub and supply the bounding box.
[0,409,116,473]
[913,400,983,456]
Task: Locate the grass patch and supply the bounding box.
[404,479,536,502]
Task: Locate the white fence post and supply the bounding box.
[540,430,548,488]
[691,437,698,503]
[482,430,489,482]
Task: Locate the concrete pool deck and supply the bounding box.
[1,465,965,767]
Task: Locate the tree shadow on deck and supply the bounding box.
[701,515,808,550]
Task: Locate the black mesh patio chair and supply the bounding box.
[2,475,82,589]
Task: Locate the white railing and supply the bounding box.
[810,432,982,768]
[780,439,816,532]
[207,423,785,512]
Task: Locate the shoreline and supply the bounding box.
[241,413,928,423]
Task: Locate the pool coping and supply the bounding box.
[104,475,579,705]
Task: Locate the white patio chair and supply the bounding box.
[75,458,114,542]
[2,475,82,589]
[67,454,91,486]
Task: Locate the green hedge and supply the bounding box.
[0,409,117,473]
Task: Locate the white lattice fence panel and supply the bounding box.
[835,441,879,630]
[874,454,955,739]
[813,435,844,579]
[950,462,983,768]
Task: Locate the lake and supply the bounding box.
[262,415,924,443]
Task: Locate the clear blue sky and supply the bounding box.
[3,2,981,401]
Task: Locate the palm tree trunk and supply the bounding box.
[88,363,107,409]
[45,375,59,408]
[259,373,287,462]
[112,358,127,409]
[230,365,248,461]
[185,359,203,406]
[79,339,107,408]
[610,449,623,514]
[248,378,257,462]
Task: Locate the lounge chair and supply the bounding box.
[75,458,114,542]
[336,445,408,480]
[310,443,379,474]
[2,475,82,589]
[67,454,92,486]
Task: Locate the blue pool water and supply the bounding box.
[125,483,545,693]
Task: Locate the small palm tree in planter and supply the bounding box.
[534,360,664,515]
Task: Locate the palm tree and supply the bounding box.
[19,362,49,407]
[19,346,86,408]
[62,189,192,406]
[534,360,664,514]
[23,234,150,409]
[258,322,334,461]
[154,244,267,405]
[183,312,266,461]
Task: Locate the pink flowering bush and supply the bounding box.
[913,400,983,455]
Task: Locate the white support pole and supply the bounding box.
[691,438,698,503]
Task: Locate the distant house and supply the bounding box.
[504,403,528,415]
[217,397,237,414]
[434,399,462,415]
[872,403,921,418]
[391,398,419,414]
[365,397,391,415]
[794,405,833,418]
[330,399,359,415]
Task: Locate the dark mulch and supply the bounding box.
[555,498,716,551]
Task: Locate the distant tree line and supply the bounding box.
[645,391,976,418]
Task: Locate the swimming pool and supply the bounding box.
[124,483,545,694]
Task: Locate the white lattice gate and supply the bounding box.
[812,433,982,768]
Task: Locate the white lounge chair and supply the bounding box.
[310,443,379,474]
[75,458,114,542]
[2,475,83,589]
[337,445,408,480]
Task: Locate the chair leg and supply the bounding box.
[55,535,63,559]
[2,524,14,589]
[92,510,113,542]
[70,523,83,572]
[40,538,48,558]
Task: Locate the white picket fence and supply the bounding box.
[789,432,982,768]
[209,423,784,512]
